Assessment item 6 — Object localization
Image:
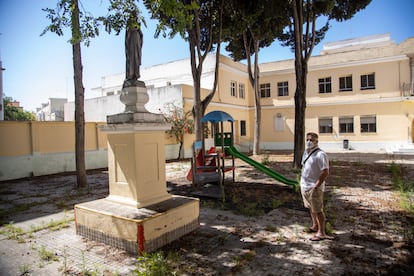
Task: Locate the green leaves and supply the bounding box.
[161,103,194,143]
[99,0,146,35]
[144,0,200,39]
[41,0,103,47]
[3,96,36,121]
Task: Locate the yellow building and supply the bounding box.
[181,33,413,153]
[81,33,414,154]
[2,34,413,181]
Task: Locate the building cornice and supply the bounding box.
[310,55,408,71]
[183,97,250,110]
[261,96,409,109]
[219,62,249,77]
[260,55,409,76]
[185,96,411,112]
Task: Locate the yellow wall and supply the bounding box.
[0,121,32,156]
[0,121,179,180]
[0,121,105,156]
[0,121,180,157]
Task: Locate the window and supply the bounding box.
[260,83,271,98]
[230,81,237,97]
[339,117,354,133]
[238,83,245,99]
[339,75,353,92]
[240,120,246,136]
[361,73,375,90]
[274,113,284,131]
[319,77,332,94]
[277,81,289,96]
[319,118,333,134]
[360,115,376,133]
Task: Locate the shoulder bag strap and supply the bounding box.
[303,148,321,165]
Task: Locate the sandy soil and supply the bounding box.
[164,152,414,275]
[0,151,413,275]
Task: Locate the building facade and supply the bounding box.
[67,33,414,154]
[36,98,67,121]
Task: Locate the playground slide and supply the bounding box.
[226,146,298,188]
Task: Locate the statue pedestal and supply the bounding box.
[74,87,199,254]
[75,195,199,254]
[104,123,172,208]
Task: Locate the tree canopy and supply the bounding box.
[161,103,194,159]
[144,0,223,141]
[279,0,371,167]
[3,96,36,121]
[223,0,289,155]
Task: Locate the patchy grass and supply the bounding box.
[389,162,414,215]
[0,222,25,243]
[38,245,59,262]
[134,251,177,275]
[232,250,256,273]
[19,263,32,275]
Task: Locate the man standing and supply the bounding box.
[300,132,331,241]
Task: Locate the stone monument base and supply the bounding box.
[107,112,164,124]
[74,195,199,254]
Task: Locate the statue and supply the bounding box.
[123,11,143,88]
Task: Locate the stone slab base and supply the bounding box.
[74,195,199,254]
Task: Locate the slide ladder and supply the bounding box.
[226,146,298,189]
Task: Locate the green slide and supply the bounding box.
[226,146,298,189]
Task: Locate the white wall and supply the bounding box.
[64,85,184,122]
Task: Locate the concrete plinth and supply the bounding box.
[75,196,199,254]
[103,124,172,208]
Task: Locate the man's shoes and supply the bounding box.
[304,227,318,233]
[309,235,325,241]
[309,235,335,241]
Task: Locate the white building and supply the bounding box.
[64,54,217,122]
[36,98,67,121]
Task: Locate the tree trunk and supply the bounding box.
[292,0,306,168]
[252,43,261,155]
[188,29,204,142]
[201,0,223,116]
[293,61,307,168]
[72,0,87,188]
[177,141,183,160]
[243,33,261,155]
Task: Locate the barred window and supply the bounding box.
[361,73,375,90]
[339,75,353,92]
[319,77,332,94]
[240,120,246,136]
[277,81,289,96]
[230,81,237,97]
[361,115,376,133]
[260,83,271,98]
[239,83,245,98]
[339,117,354,133]
[319,118,333,134]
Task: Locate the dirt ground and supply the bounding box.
[1,151,414,275]
[164,152,414,275]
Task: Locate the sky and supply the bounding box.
[0,0,414,112]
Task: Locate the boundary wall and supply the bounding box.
[0,121,180,181]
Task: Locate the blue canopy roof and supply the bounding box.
[201,111,234,123]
